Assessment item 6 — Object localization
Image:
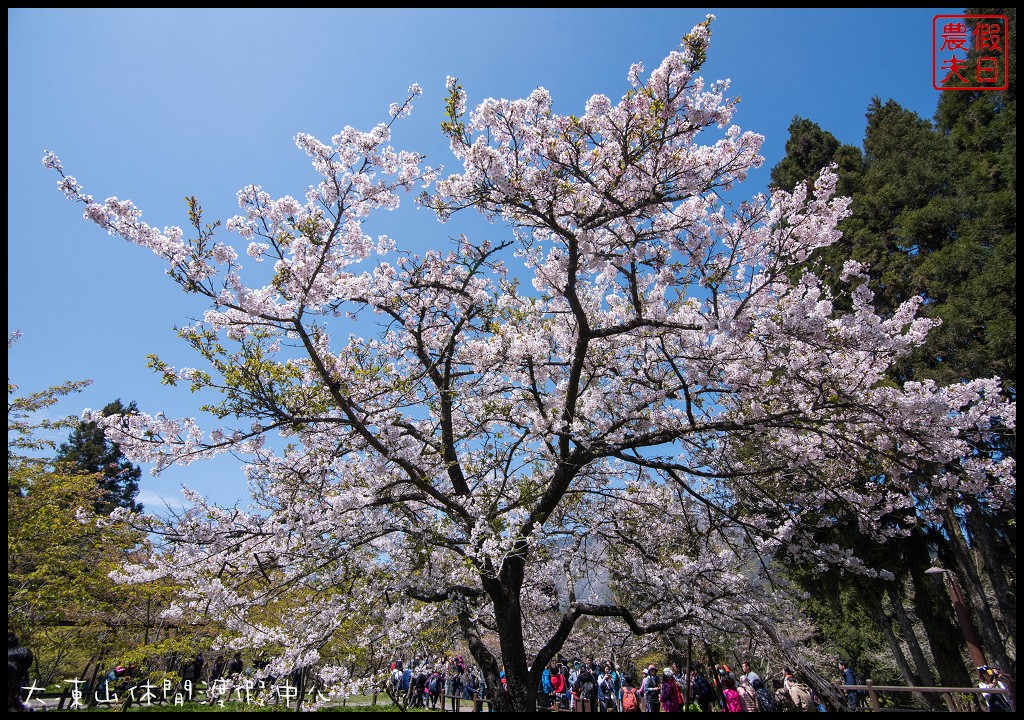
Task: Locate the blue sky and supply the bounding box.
[8,7,963,512]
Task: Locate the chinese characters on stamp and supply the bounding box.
[934,14,1009,90]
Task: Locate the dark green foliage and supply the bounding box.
[55,399,143,514]
[770,117,862,198]
[928,8,1016,391]
[770,11,1015,393]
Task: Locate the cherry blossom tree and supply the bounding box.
[44,18,1013,711]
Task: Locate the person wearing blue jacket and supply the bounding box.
[540,663,554,708]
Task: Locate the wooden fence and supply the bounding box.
[844,681,1013,712]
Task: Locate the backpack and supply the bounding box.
[661,677,681,708]
[694,673,715,704]
[854,672,867,704]
[755,686,778,712]
[776,685,797,712]
[621,688,639,712]
[582,679,596,698]
[660,679,672,705]
[428,675,439,694]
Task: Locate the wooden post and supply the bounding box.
[941,691,956,712]
[866,680,881,711]
[56,683,71,710]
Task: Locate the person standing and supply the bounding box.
[227,652,244,678]
[208,654,226,684]
[620,674,641,712]
[574,662,599,712]
[740,661,761,687]
[599,667,619,711]
[609,662,624,711]
[400,663,412,705]
[838,659,860,712]
[540,662,554,709]
[567,663,580,710]
[721,676,745,712]
[737,675,760,712]
[773,677,796,711]
[690,664,718,711]
[752,678,778,712]
[660,668,682,713]
[426,668,441,709]
[640,665,661,713]
[389,662,403,698]
[550,664,567,709]
[412,666,428,708]
[978,666,1012,712]
[446,657,463,711]
[787,674,816,712]
[8,633,33,711]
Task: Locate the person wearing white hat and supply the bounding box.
[660,667,682,712]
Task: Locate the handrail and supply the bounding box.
[841,680,1012,712]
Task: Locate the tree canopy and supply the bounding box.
[56,399,144,514]
[8,336,168,688]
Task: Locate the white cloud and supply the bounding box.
[136,489,188,515]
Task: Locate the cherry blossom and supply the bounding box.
[44,18,1013,712]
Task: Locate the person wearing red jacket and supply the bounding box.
[550,664,567,708]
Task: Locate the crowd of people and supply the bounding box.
[534,656,827,712]
[385,652,844,713]
[388,654,476,710]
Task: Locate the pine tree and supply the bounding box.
[770,10,1016,392]
[55,399,143,514]
[928,8,1016,391]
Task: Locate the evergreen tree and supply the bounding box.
[9,349,173,687]
[929,8,1016,392]
[768,7,1015,695]
[770,117,862,198]
[56,399,143,514]
[770,10,1015,392]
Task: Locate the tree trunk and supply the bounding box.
[944,505,1011,675]
[490,564,536,713]
[457,594,512,713]
[702,639,724,705]
[760,618,843,711]
[85,656,106,709]
[876,581,937,712]
[903,530,971,689]
[965,498,1016,659]
[885,583,933,683]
